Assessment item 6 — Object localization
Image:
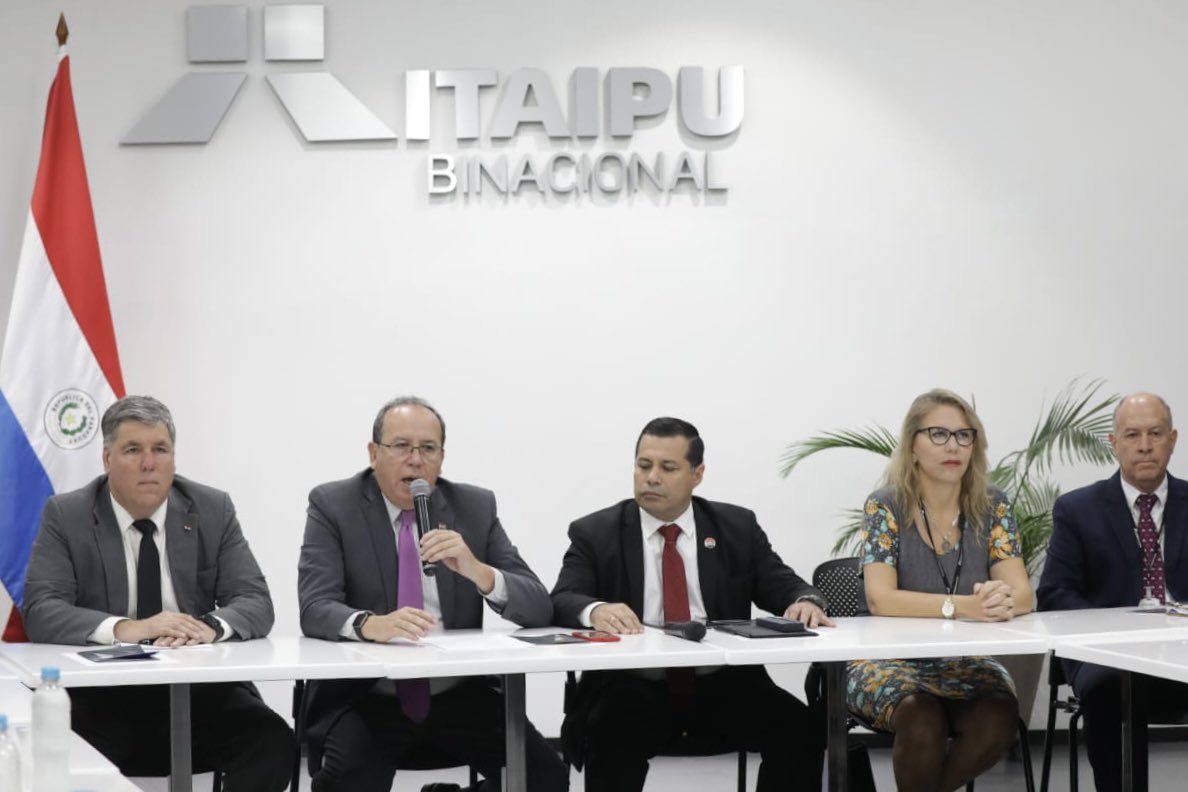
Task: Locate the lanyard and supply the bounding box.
[919,499,963,596]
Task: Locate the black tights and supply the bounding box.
[888,692,1017,792]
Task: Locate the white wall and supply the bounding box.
[3,0,1188,736]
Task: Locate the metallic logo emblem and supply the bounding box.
[123,4,395,145]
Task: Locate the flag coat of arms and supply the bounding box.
[0,17,125,641]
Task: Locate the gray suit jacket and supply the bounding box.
[22,474,274,644]
[297,470,552,744]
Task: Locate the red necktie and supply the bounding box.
[659,524,691,621]
[1136,494,1166,604]
[659,524,695,713]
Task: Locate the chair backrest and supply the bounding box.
[812,557,866,617]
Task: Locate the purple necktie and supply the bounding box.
[397,510,431,722]
[1137,493,1166,605]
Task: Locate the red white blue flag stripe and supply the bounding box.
[0,42,125,641]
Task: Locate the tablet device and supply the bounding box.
[78,645,159,662]
[712,622,817,639]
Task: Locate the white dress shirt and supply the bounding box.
[88,495,233,645]
[579,503,708,627]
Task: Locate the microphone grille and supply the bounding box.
[684,621,707,641]
[410,479,431,498]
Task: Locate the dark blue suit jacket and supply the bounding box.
[1037,471,1188,611]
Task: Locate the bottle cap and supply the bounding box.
[40,666,60,682]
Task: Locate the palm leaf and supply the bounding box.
[998,377,1118,480]
[829,508,868,557]
[782,377,1119,562]
[1011,479,1062,575]
[779,425,897,478]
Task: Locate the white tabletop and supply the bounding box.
[703,616,1047,665]
[349,627,727,677]
[0,636,385,688]
[0,678,31,723]
[1054,635,1188,685]
[981,607,1188,647]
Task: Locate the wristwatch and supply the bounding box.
[199,613,225,641]
[796,593,829,612]
[941,596,956,620]
[352,611,374,642]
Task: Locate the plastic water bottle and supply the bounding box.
[32,666,70,792]
[0,713,21,792]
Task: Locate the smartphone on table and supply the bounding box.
[571,630,621,642]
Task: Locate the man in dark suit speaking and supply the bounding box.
[1038,392,1188,791]
[298,395,567,792]
[22,395,293,791]
[551,416,831,792]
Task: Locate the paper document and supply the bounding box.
[420,633,533,653]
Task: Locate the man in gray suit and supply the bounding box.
[298,395,567,792]
[22,395,293,791]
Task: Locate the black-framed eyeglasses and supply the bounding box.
[375,440,443,461]
[917,426,977,447]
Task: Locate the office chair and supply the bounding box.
[562,671,749,792]
[289,679,479,792]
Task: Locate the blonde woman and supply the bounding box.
[847,389,1033,792]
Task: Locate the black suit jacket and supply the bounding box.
[552,496,821,626]
[550,496,823,766]
[1038,471,1188,610]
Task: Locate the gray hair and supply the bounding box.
[371,395,446,446]
[1113,392,1174,433]
[101,395,176,447]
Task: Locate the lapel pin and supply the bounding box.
[183,524,193,532]
[703,537,716,549]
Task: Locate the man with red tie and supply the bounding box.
[1038,392,1188,792]
[551,416,832,792]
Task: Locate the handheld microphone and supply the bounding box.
[649,621,707,642]
[409,478,436,577]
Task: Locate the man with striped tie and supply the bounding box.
[1039,392,1188,792]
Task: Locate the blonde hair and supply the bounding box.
[884,388,992,534]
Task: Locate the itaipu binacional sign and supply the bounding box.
[123,4,743,201]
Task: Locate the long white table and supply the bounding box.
[4,612,1185,792]
[0,637,386,792]
[985,606,1188,645]
[0,631,724,792]
[1052,630,1188,792]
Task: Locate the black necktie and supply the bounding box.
[133,519,162,618]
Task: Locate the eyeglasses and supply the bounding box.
[376,440,443,461]
[917,426,977,447]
